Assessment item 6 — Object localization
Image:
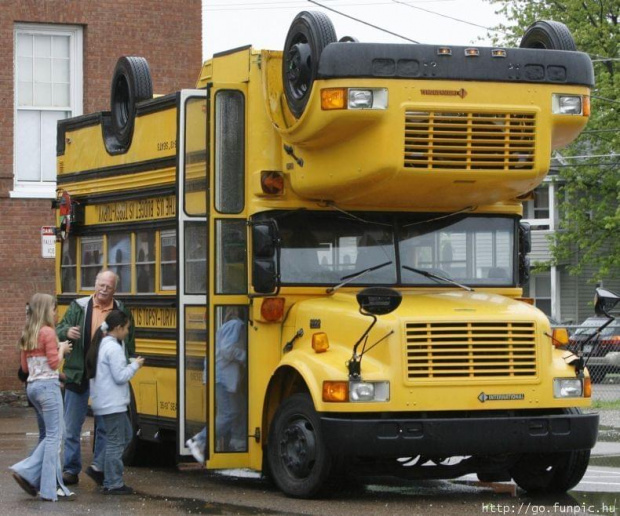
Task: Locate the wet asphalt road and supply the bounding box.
[1,405,618,516]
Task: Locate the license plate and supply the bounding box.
[583,345,593,353]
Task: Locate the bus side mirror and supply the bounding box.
[594,287,620,317]
[251,221,280,294]
[519,222,531,255]
[518,255,530,287]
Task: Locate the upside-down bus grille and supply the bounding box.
[404,111,536,171]
[405,321,537,379]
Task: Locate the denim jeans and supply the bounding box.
[215,383,246,451]
[63,387,106,474]
[100,411,132,489]
[11,380,71,500]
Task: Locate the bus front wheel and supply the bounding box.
[267,393,333,498]
[520,21,576,51]
[282,11,337,119]
[510,409,590,493]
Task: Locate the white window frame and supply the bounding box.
[12,23,83,199]
[523,180,555,230]
[528,267,562,321]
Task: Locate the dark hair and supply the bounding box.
[86,310,129,379]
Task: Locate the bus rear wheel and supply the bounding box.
[510,409,590,493]
[267,393,333,498]
[282,11,337,119]
[520,21,576,51]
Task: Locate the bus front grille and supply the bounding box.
[404,111,536,171]
[405,321,537,379]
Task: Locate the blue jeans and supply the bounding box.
[63,387,106,474]
[11,380,71,500]
[100,411,132,489]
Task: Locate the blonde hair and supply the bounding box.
[19,293,56,351]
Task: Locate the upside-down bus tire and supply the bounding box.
[282,11,337,119]
[110,56,153,148]
[519,20,576,51]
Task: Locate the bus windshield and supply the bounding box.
[269,211,515,287]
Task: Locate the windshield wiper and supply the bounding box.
[326,261,393,294]
[402,265,473,292]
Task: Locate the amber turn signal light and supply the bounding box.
[551,328,570,348]
[584,376,592,398]
[323,381,348,402]
[261,297,285,322]
[312,332,329,353]
[321,88,346,110]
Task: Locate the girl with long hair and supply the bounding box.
[86,310,144,494]
[10,293,75,501]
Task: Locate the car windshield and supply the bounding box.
[574,318,620,338]
[259,210,516,287]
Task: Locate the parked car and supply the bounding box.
[569,317,620,383]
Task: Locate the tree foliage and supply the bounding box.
[485,0,619,281]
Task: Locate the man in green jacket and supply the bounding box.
[56,270,135,486]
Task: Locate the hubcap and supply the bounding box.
[278,417,317,479]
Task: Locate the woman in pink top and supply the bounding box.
[10,293,75,501]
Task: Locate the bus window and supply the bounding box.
[81,236,103,290]
[160,230,177,290]
[61,237,77,293]
[214,305,248,453]
[108,234,131,293]
[215,219,247,294]
[184,222,207,294]
[183,97,208,216]
[214,91,244,214]
[136,231,156,293]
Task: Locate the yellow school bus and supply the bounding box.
[56,12,598,497]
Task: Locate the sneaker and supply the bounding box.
[186,438,204,463]
[62,471,79,485]
[85,465,104,486]
[12,472,37,497]
[103,484,135,495]
[42,488,77,502]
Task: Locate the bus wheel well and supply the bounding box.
[520,21,576,51]
[262,366,310,447]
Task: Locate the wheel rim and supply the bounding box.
[278,416,317,479]
[285,39,313,102]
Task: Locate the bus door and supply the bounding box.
[207,86,250,469]
[177,89,209,459]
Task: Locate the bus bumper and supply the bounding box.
[320,411,599,457]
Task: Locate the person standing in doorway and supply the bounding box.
[56,269,135,486]
[10,293,75,501]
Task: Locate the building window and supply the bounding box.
[524,271,553,317]
[523,181,561,231]
[13,24,83,198]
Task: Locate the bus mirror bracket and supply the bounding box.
[250,220,281,296]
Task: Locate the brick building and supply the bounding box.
[0,1,202,391]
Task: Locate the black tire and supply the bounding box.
[520,21,576,51]
[110,56,153,147]
[282,11,336,119]
[510,409,590,493]
[267,393,332,498]
[122,385,144,466]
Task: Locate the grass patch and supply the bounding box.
[591,399,620,410]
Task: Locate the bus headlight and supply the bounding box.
[552,94,583,115]
[349,381,390,402]
[348,88,388,110]
[321,88,388,110]
[553,378,583,398]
